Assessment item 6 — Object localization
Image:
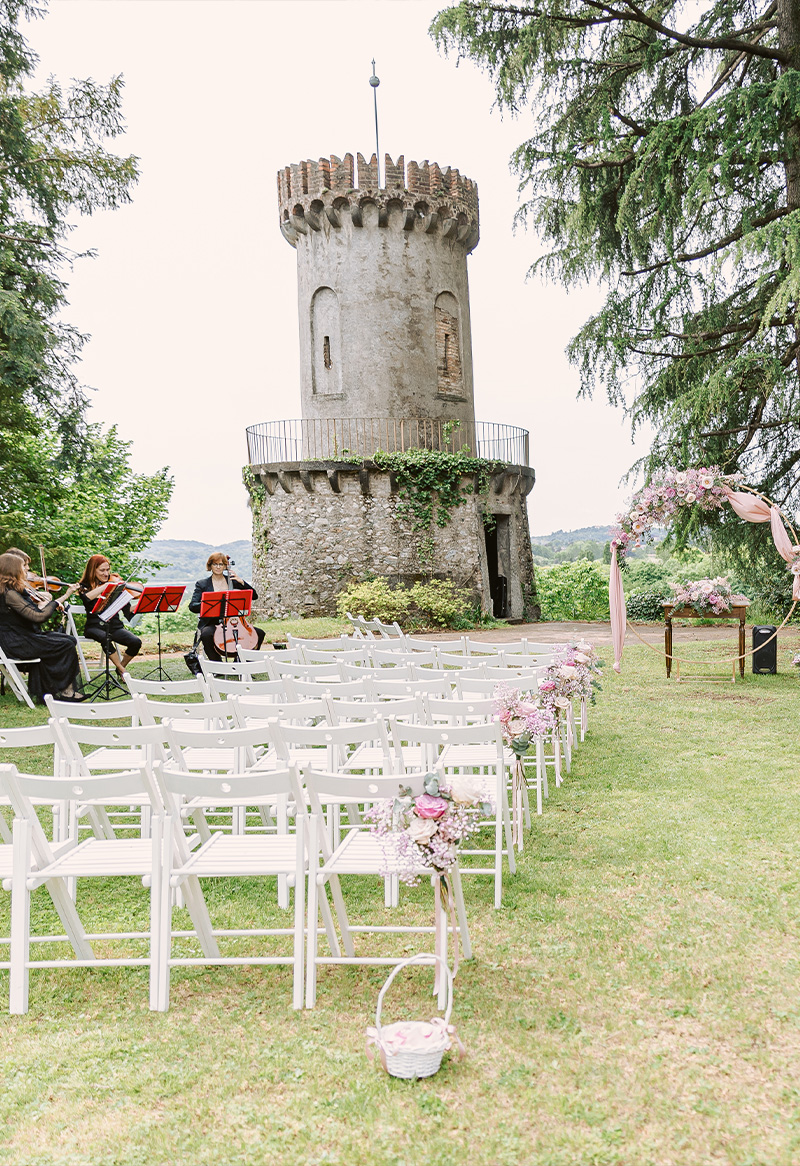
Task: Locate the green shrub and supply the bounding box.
[536,559,609,621]
[335,579,411,624]
[408,579,473,628]
[626,591,669,621]
[336,577,475,630]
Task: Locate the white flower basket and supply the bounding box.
[365,953,464,1079]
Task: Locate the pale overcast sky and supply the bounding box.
[29,0,651,544]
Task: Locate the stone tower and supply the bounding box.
[245,152,536,620]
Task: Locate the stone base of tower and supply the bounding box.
[245,461,539,622]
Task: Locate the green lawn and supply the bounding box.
[1,636,799,1165]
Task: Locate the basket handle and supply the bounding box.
[374,953,453,1036]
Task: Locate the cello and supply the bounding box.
[213,557,258,658]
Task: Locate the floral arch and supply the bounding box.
[609,467,800,672]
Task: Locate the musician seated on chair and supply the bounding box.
[78,555,142,682]
[0,552,84,703]
[189,552,266,662]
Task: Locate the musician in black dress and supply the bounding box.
[77,555,142,682]
[189,552,266,662]
[0,552,84,702]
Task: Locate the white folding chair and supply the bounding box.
[237,645,302,664]
[339,662,415,682]
[155,762,314,1011]
[268,659,343,682]
[2,764,171,1013]
[0,724,66,844]
[367,675,453,701]
[390,719,515,908]
[123,674,212,701]
[303,768,471,1008]
[0,642,40,708]
[290,677,367,701]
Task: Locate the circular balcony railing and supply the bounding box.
[246,418,529,467]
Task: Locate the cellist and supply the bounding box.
[189,552,266,662]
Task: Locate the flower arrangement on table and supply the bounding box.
[668,577,734,616]
[365,772,492,887]
[610,466,742,566]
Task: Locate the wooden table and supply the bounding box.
[663,599,751,679]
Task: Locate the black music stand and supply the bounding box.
[82,584,130,701]
[133,585,186,681]
[199,589,251,661]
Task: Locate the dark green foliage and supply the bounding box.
[431,0,800,550]
[626,591,670,622]
[536,559,610,620]
[0,0,148,565]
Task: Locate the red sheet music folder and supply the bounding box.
[199,589,251,620]
[131,585,186,616]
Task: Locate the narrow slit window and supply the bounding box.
[323,335,332,370]
[443,334,450,373]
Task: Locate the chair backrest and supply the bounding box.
[455,675,509,698]
[272,719,392,770]
[286,634,353,654]
[237,645,301,663]
[162,719,274,771]
[370,648,425,668]
[498,653,555,670]
[204,675,290,702]
[123,674,212,700]
[367,675,452,700]
[268,659,342,680]
[325,695,425,722]
[425,696,496,724]
[134,694,236,728]
[372,618,405,639]
[233,696,329,726]
[0,722,58,751]
[482,666,548,685]
[339,662,415,681]
[44,695,140,723]
[301,767,426,857]
[156,759,304,809]
[303,647,369,666]
[403,637,443,653]
[389,716,504,770]
[52,718,170,770]
[437,651,476,670]
[199,658,261,680]
[461,640,503,657]
[290,677,367,700]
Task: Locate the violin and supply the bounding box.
[212,556,259,657]
[26,571,70,595]
[92,574,145,613]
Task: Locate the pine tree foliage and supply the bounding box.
[0,0,138,494]
[431,0,800,544]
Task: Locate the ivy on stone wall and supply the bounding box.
[370,448,507,532]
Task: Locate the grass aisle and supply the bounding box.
[0,642,799,1165]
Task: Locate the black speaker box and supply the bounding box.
[752,625,777,674]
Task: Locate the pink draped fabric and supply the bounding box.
[609,544,627,673]
[611,485,800,672]
[724,487,800,601]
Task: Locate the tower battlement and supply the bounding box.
[277,153,479,251]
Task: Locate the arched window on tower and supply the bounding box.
[311,286,343,396]
[435,291,463,396]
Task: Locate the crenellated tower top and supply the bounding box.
[277,152,479,252]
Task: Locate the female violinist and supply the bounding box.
[77,555,143,682]
[0,552,84,703]
[189,552,266,662]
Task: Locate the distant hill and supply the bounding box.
[138,539,253,583]
[530,526,613,547]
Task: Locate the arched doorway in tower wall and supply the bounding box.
[484,515,511,618]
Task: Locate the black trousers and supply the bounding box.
[84,625,142,658]
[198,623,266,662]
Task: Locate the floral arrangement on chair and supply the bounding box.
[539,642,604,714]
[493,682,556,757]
[669,577,734,616]
[365,773,492,887]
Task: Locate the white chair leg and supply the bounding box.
[305,816,320,1009]
[292,819,306,1011]
[450,864,471,960]
[10,817,31,1014]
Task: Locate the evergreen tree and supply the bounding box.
[431,1,800,547]
[0,0,138,508]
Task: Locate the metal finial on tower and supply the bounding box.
[369,58,381,187]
